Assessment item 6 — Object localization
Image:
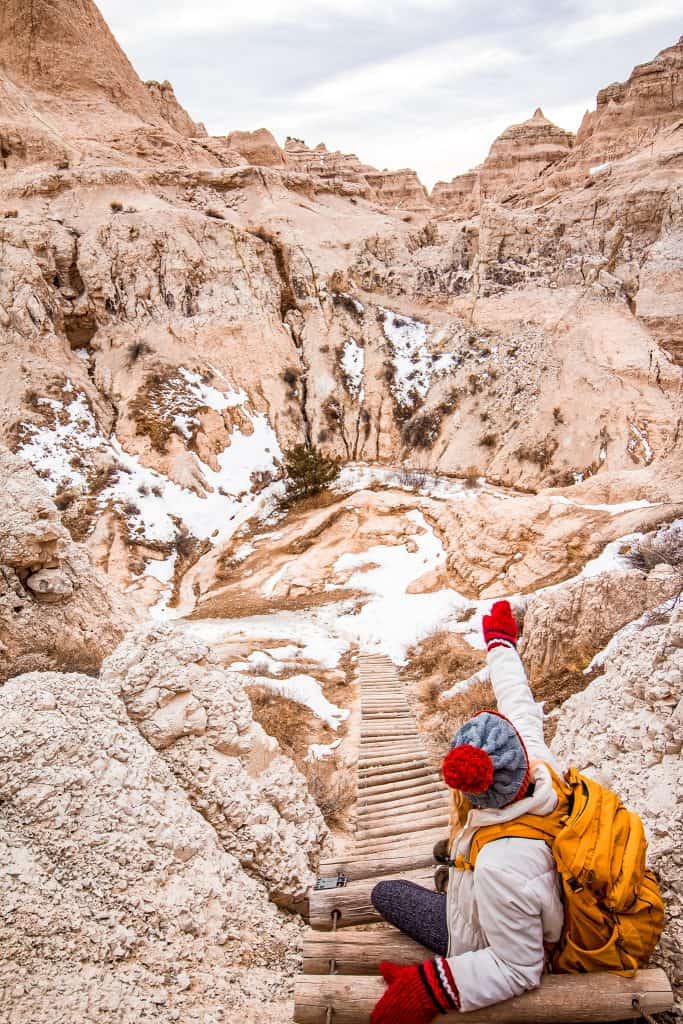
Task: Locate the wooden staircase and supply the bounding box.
[293,654,674,1023]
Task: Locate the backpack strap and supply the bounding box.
[456,766,571,872]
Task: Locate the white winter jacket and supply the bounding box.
[445,645,565,1012]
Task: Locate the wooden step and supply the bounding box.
[302,928,429,975]
[356,813,449,842]
[294,969,674,1024]
[357,799,448,825]
[358,752,429,769]
[308,866,435,930]
[353,826,447,856]
[358,769,441,791]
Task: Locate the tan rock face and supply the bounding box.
[479,108,574,200]
[0,668,302,1023]
[101,625,329,905]
[0,448,134,682]
[521,565,682,705]
[0,0,216,172]
[227,128,285,166]
[574,36,683,170]
[551,611,683,1014]
[432,109,573,215]
[145,80,207,138]
[283,137,431,208]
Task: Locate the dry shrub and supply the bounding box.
[515,436,558,469]
[461,465,480,488]
[398,465,429,490]
[402,411,441,449]
[625,521,683,572]
[247,686,317,764]
[247,686,354,828]
[406,631,487,750]
[448,679,496,731]
[110,200,123,213]
[479,432,498,448]
[305,754,356,830]
[126,339,152,368]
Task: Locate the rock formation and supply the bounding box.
[521,562,681,706]
[283,137,431,207]
[145,80,207,138]
[551,608,683,1013]
[0,448,133,682]
[432,108,574,215]
[101,626,329,904]
[0,0,214,169]
[227,128,285,166]
[573,35,683,171]
[0,668,302,1023]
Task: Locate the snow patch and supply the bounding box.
[306,739,342,762]
[379,308,457,412]
[16,389,109,494]
[340,338,365,398]
[249,673,349,730]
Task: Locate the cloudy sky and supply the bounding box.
[98,0,681,189]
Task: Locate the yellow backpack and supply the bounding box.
[459,766,665,976]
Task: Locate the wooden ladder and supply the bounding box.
[308,653,449,933]
[293,654,674,1023]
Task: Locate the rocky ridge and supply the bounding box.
[432,107,575,214]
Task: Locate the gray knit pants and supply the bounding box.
[371,879,449,956]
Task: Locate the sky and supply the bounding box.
[97,1,681,189]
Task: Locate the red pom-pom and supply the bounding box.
[442,744,494,793]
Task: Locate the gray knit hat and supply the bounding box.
[442,711,530,809]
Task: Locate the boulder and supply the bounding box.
[0,449,134,682]
[25,567,74,602]
[0,669,301,1023]
[101,625,329,905]
[522,565,682,704]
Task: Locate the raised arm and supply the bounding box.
[482,601,554,764]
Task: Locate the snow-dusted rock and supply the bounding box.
[0,669,301,1023]
[0,448,133,681]
[551,611,683,1014]
[101,625,329,904]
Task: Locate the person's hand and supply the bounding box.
[482,600,518,651]
[371,960,460,1024]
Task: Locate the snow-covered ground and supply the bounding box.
[184,514,641,663]
[16,373,284,612]
[182,513,646,731]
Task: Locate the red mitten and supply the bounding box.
[371,959,460,1024]
[482,599,518,650]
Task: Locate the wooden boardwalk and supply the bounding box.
[293,655,674,1023]
[297,654,448,1012]
[306,653,449,933]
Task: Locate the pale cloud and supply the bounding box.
[98,0,681,190]
[294,41,523,114]
[552,3,681,50]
